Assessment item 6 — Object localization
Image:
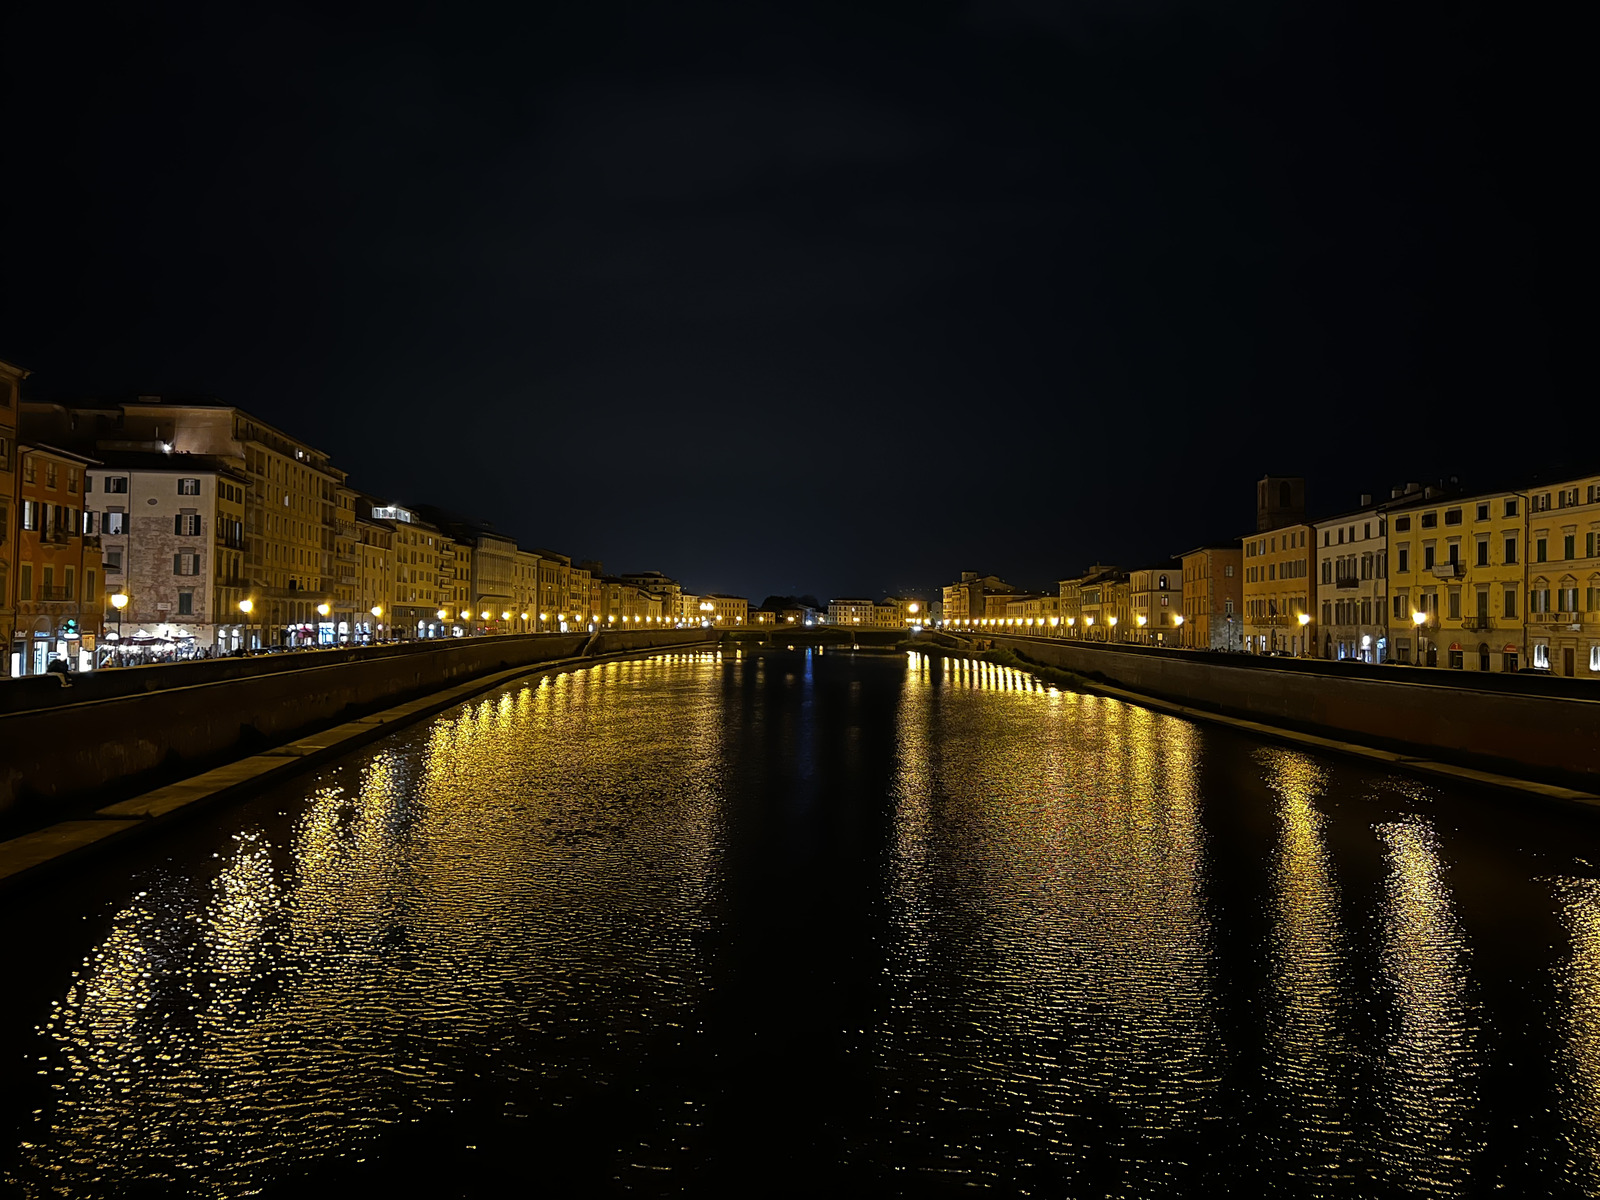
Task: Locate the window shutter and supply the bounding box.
[174,553,182,574]
[174,515,183,535]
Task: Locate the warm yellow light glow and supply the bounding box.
[501,611,512,621]
[1298,613,1311,627]
[520,612,528,620]
[908,603,919,614]
[540,613,548,621]
[1173,614,1185,626]
[371,605,382,617]
[1413,610,1427,626]
[317,603,331,617]
[1109,616,1118,627]
[437,609,449,620]
[1066,617,1076,626]
[1084,616,1093,626]
[110,592,129,610]
[1049,617,1059,626]
[238,599,254,615]
[1137,615,1147,627]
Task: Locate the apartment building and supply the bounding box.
[1526,474,1600,677]
[1178,544,1241,651]
[1313,500,1388,663]
[86,455,248,653]
[1129,562,1183,645]
[23,398,346,648]
[1387,483,1525,670]
[11,443,103,674]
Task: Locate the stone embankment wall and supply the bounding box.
[0,629,713,819]
[989,635,1600,785]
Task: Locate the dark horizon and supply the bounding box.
[2,2,1585,601]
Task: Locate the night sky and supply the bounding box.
[1,2,1583,602]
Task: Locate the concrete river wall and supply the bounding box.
[0,629,713,821]
[988,635,1600,787]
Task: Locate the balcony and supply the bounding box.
[37,586,73,602]
[1531,612,1581,627]
[1334,575,1360,590]
[1431,562,1463,579]
[1459,616,1493,632]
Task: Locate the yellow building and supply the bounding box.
[1129,563,1183,646]
[1241,525,1315,655]
[355,514,394,643]
[1526,475,1600,676]
[706,593,748,626]
[1386,484,1525,670]
[333,486,361,640]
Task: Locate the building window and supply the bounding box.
[174,512,201,536]
[105,477,128,494]
[1476,539,1489,567]
[178,478,200,495]
[104,511,126,535]
[1536,538,1547,562]
[1394,516,1411,532]
[1423,545,1436,570]
[1565,534,1576,560]
[1445,509,1462,525]
[1534,643,1550,668]
[1421,512,1438,528]
[174,552,200,576]
[1448,590,1461,619]
[1505,588,1518,618]
[1505,499,1518,518]
[1591,645,1600,673]
[177,591,194,615]
[21,500,39,531]
[1477,503,1489,521]
[1505,538,1518,565]
[105,549,123,572]
[1398,546,1409,573]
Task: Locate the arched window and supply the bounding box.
[1158,575,1168,590]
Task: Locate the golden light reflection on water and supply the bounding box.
[9,652,727,1197]
[1259,749,1355,1195]
[1554,876,1600,1193]
[881,654,1220,1191]
[1372,815,1480,1194]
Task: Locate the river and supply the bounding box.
[2,648,1598,1197]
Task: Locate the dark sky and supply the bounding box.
[1,1,1585,601]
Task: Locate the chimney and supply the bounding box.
[1360,493,1372,507]
[1391,487,1403,499]
[1404,481,1421,495]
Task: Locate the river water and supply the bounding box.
[2,648,1599,1197]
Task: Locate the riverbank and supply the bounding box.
[916,640,1600,809]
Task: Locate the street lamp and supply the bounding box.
[1297,611,1311,657]
[1108,615,1119,642]
[1412,608,1427,665]
[238,597,255,652]
[370,605,382,645]
[1172,612,1184,649]
[109,590,129,665]
[1136,614,1147,644]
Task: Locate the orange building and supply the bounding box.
[11,442,103,674]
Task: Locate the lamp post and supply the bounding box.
[370,605,382,645]
[316,602,331,648]
[1108,615,1118,643]
[1136,614,1147,644]
[108,590,129,666]
[1226,613,1234,653]
[238,598,254,652]
[1297,611,1311,657]
[1412,608,1427,666]
[1172,612,1185,649]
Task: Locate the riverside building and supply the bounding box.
[1241,476,1315,655]
[1313,499,1388,663]
[1526,473,1600,677]
[1178,544,1241,651]
[86,454,248,655]
[1386,482,1525,670]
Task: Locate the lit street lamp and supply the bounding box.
[370,605,382,645]
[109,590,129,665]
[238,597,254,652]
[1412,608,1427,665]
[1172,612,1185,648]
[1297,611,1311,657]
